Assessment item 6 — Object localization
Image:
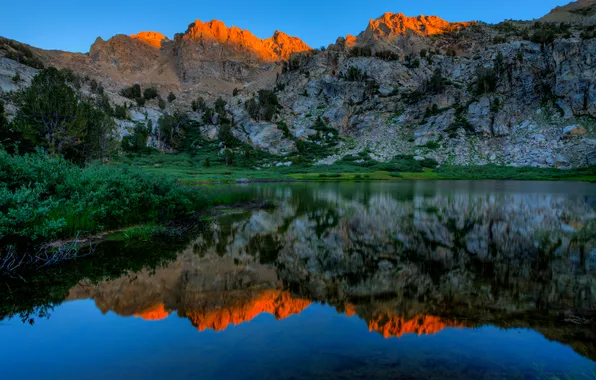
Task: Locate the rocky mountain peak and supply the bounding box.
[359,12,472,42]
[130,31,169,48]
[178,19,310,61]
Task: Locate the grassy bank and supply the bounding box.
[116,151,596,183]
[0,149,213,273]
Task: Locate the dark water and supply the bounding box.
[1,181,596,379]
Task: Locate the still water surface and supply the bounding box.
[1,181,595,379]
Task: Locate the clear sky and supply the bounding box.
[1,0,570,53]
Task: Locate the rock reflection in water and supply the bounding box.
[68,181,595,362]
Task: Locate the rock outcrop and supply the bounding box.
[130,31,169,48]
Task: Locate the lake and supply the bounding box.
[1,180,595,379]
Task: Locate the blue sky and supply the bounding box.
[1,0,569,52]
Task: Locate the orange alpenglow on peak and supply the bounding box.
[361,12,472,39]
[367,313,465,338]
[130,31,168,48]
[179,19,311,61]
[185,290,311,332]
[134,303,170,321]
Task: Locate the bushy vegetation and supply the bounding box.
[528,22,571,45]
[245,90,280,122]
[191,96,207,112]
[0,149,205,249]
[349,46,373,58]
[341,66,368,81]
[426,69,449,93]
[475,66,498,95]
[6,67,116,163]
[121,124,150,152]
[143,87,158,100]
[120,84,142,99]
[374,50,400,61]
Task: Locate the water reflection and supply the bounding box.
[72,182,595,349]
[2,181,596,379]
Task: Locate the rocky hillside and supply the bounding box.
[0,2,595,168]
[541,0,596,24]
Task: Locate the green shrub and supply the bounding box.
[427,69,448,93]
[245,90,280,122]
[349,46,372,57]
[0,149,205,248]
[342,66,368,81]
[191,97,206,112]
[121,84,142,99]
[114,105,128,119]
[167,92,176,103]
[215,97,227,116]
[475,66,498,95]
[422,141,440,149]
[11,67,116,162]
[158,97,166,110]
[375,50,400,61]
[121,124,149,152]
[143,87,158,100]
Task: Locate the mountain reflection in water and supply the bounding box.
[1,181,595,380]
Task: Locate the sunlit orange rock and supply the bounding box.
[358,12,471,42]
[185,290,310,332]
[180,20,311,61]
[345,35,358,49]
[130,31,168,48]
[344,303,357,317]
[134,303,170,321]
[367,313,464,338]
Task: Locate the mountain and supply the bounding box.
[1,19,310,95]
[0,2,595,168]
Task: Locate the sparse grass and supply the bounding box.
[114,152,596,184]
[120,224,168,241]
